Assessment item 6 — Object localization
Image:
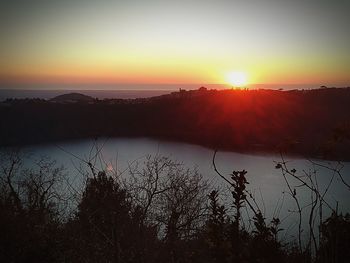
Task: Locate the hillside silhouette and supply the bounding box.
[50,92,95,103]
[1,87,349,160]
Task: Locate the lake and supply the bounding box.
[17,137,350,241]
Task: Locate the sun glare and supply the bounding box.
[227,71,248,87]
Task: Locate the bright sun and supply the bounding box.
[226,71,248,87]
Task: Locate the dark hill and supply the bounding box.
[50,93,95,103]
[1,88,350,160]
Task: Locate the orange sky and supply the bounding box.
[1,0,349,87]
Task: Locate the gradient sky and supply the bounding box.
[1,0,349,86]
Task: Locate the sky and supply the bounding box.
[0,0,349,87]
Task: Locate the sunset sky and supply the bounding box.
[1,0,349,86]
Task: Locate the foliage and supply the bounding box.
[0,149,349,263]
[318,213,350,263]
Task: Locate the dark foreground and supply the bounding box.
[1,149,349,263]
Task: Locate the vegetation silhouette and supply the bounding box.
[1,144,349,263]
[1,87,350,160]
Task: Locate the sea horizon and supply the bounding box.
[0,83,342,101]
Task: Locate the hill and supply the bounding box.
[50,92,95,103]
[1,87,349,160]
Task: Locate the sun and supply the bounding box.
[226,71,248,87]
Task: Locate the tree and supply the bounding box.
[318,213,350,263]
[204,190,230,263]
[0,150,66,263]
[67,170,154,263]
[128,155,209,262]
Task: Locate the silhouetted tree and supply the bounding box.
[128,155,209,263]
[66,170,158,263]
[0,150,65,263]
[204,190,230,262]
[318,213,350,263]
[249,212,285,262]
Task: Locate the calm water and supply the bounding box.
[19,137,350,240]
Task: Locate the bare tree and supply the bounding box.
[127,154,209,262]
[275,153,349,261]
[0,149,67,262]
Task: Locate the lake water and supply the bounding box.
[17,137,350,241]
